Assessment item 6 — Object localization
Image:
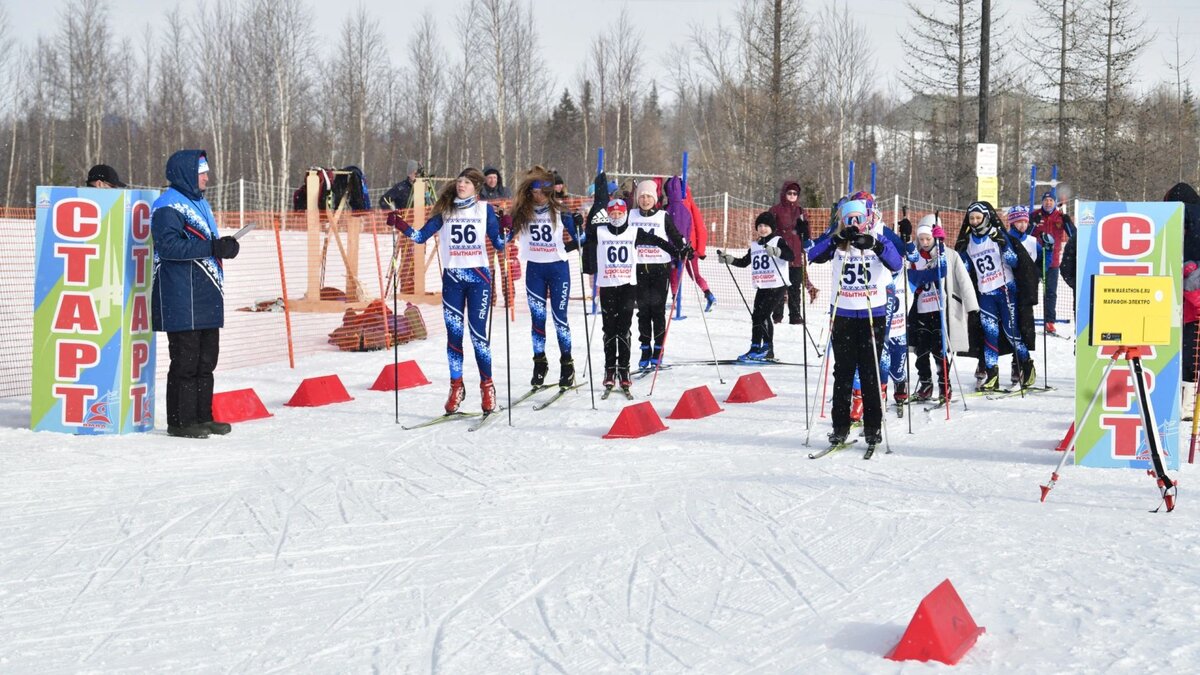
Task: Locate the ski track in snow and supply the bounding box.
[2,309,1199,672]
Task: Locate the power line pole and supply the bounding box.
[979,0,991,142]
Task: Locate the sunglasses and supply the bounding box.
[785,191,799,196]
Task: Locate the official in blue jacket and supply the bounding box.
[151,149,241,439]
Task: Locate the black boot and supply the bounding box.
[559,354,576,388]
[864,427,883,446]
[827,426,850,445]
[618,367,632,389]
[603,367,616,389]
[531,352,549,387]
[168,424,210,439]
[204,421,232,435]
[979,366,1000,392]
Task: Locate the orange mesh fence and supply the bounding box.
[0,195,1074,400]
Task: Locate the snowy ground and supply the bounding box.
[1,298,1197,673]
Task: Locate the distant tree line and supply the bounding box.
[0,0,1195,212]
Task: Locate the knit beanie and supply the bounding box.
[635,180,658,203]
[754,211,776,231]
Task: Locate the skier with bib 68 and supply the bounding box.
[716,211,794,361]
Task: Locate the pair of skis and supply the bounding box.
[808,436,883,460]
[403,381,586,431]
[401,408,505,433]
[600,385,635,401]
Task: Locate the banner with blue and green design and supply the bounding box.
[31,187,159,434]
[1073,201,1182,469]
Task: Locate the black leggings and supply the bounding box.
[636,264,671,348]
[166,328,220,427]
[831,315,887,429]
[601,285,637,369]
[752,287,786,347]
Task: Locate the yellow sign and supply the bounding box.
[1089,275,1174,346]
[976,176,999,206]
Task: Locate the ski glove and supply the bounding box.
[212,236,240,259]
[717,250,734,264]
[932,225,946,240]
[833,225,858,243]
[679,243,696,261]
[765,244,782,258]
[988,226,1007,245]
[1040,232,1055,246]
[387,211,409,231]
[851,232,881,253]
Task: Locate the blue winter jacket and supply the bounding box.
[151,150,225,332]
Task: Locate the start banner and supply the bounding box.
[1073,201,1183,470]
[31,187,159,434]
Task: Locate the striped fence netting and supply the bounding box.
[0,192,1077,399]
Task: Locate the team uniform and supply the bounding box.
[808,199,903,446]
[516,205,580,386]
[955,203,1036,390]
[401,196,506,409]
[724,227,794,360]
[583,190,680,390]
[629,203,686,368]
[907,244,952,400]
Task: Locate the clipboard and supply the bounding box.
[232,222,257,240]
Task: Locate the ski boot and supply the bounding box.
[974,364,986,390]
[978,366,1000,392]
[650,345,664,368]
[789,315,805,325]
[618,367,632,391]
[738,343,763,362]
[911,380,934,403]
[863,427,883,459]
[1010,359,1021,388]
[763,343,775,360]
[850,388,863,423]
[531,352,549,387]
[894,381,908,416]
[827,426,850,446]
[445,377,466,413]
[603,366,617,390]
[480,378,498,413]
[559,354,576,388]
[1021,358,1037,388]
[704,290,717,312]
[1045,321,1057,335]
[639,344,652,370]
[204,420,232,435]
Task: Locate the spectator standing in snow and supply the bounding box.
[1030,191,1075,335]
[768,180,819,324]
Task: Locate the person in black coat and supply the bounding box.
[151,150,240,439]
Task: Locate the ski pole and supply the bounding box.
[862,247,892,455]
[688,259,724,384]
[721,253,754,317]
[805,253,847,446]
[903,261,913,434]
[392,219,400,424]
[575,227,597,410]
[648,262,684,398]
